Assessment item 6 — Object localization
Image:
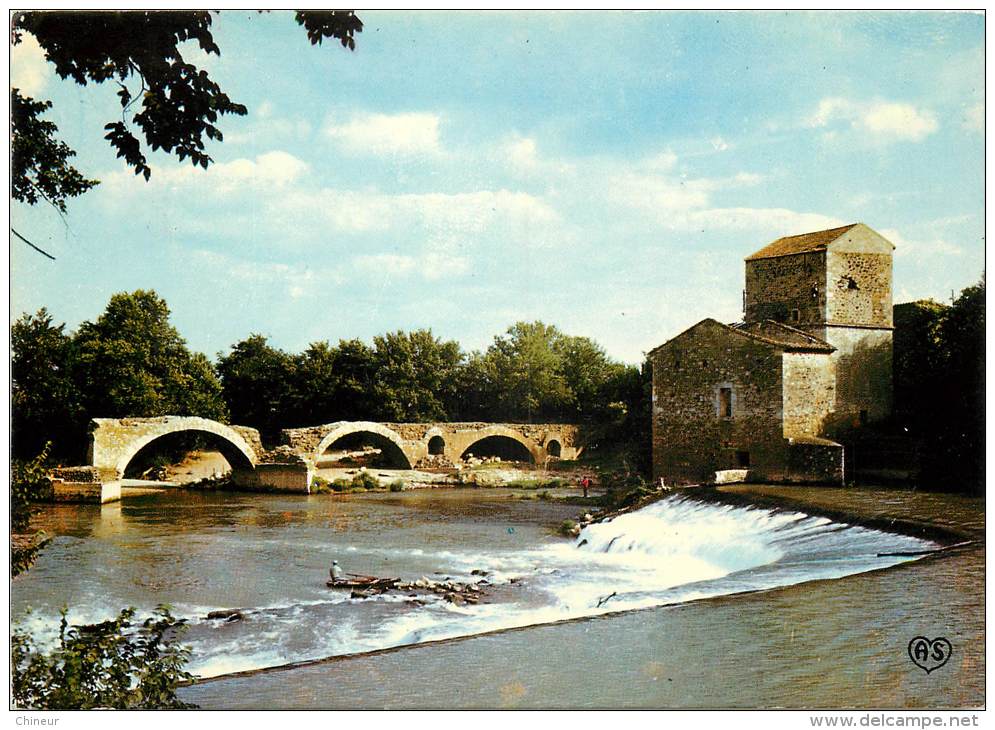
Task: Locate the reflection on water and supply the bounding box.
[13,488,936,679]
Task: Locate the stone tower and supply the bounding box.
[743,223,894,433]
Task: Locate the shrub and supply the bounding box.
[12,442,53,577]
[11,606,195,709]
[558,519,579,536]
[351,472,379,490]
[331,478,351,492]
[599,471,655,511]
[388,479,405,492]
[310,476,331,494]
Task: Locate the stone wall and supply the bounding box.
[744,251,825,326]
[781,351,836,438]
[44,467,121,503]
[231,462,312,493]
[650,320,786,485]
[826,251,892,328]
[781,438,844,485]
[809,326,894,433]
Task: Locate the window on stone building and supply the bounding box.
[719,387,733,418]
[789,308,800,323]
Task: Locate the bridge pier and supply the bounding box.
[230,462,313,493]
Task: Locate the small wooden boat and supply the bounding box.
[326,574,399,590]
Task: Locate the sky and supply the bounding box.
[9,11,985,365]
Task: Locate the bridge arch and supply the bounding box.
[458,425,540,464]
[313,422,414,469]
[95,418,259,478]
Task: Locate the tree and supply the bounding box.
[11,308,83,461]
[72,290,228,423]
[932,277,985,492]
[326,339,378,422]
[216,334,296,441]
[892,277,985,493]
[371,330,464,422]
[11,10,362,212]
[554,334,629,420]
[482,322,573,422]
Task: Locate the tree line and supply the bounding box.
[892,276,985,494]
[12,290,650,465]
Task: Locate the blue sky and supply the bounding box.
[10,11,985,364]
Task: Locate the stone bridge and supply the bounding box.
[76,416,584,501]
[281,421,583,469]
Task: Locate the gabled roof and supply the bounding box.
[745,223,859,261]
[728,320,835,353]
[648,318,835,357]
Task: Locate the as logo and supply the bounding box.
[907,636,952,674]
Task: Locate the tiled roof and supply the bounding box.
[728,321,835,353]
[647,318,834,356]
[745,223,859,261]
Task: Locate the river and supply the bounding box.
[11,486,983,708]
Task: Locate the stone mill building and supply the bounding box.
[649,223,895,485]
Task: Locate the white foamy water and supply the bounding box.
[181,495,934,677]
[13,492,937,679]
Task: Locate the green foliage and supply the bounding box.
[11,443,54,578]
[309,476,331,494]
[11,606,195,709]
[11,309,84,461]
[11,11,361,211]
[72,290,228,422]
[331,478,352,492]
[558,519,579,536]
[371,330,464,422]
[216,334,295,441]
[483,321,573,422]
[11,90,99,211]
[351,472,380,490]
[388,479,405,492]
[599,471,656,511]
[12,292,229,462]
[892,278,985,493]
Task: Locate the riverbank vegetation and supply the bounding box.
[12,289,650,471]
[11,606,195,709]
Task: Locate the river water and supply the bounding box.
[13,487,937,687]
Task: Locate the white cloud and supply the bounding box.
[963,102,984,133]
[807,97,938,142]
[353,254,416,276]
[225,117,313,146]
[103,150,309,195]
[191,249,340,301]
[274,187,558,238]
[325,111,442,156]
[504,136,538,170]
[11,32,50,96]
[881,228,963,258]
[352,249,469,282]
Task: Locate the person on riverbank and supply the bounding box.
[329,560,343,584]
[580,475,591,498]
